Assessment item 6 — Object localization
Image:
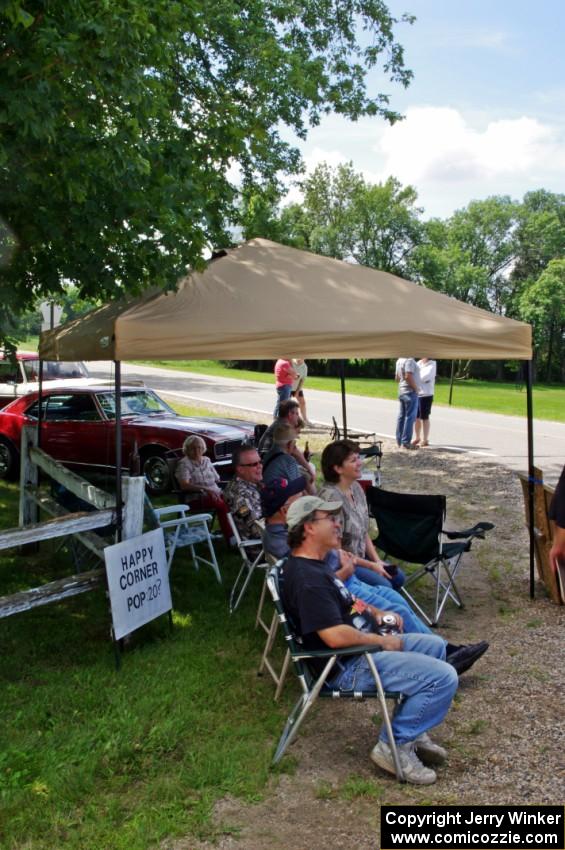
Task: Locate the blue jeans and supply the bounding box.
[344,574,435,637]
[331,634,458,744]
[396,390,419,446]
[355,564,406,591]
[274,384,292,417]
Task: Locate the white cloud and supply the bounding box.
[376,107,558,186]
[279,105,565,217]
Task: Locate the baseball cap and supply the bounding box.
[271,421,299,445]
[261,476,307,518]
[286,495,342,530]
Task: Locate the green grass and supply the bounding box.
[142,359,565,422]
[0,397,293,849]
[0,489,289,849]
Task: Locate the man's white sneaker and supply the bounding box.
[370,740,437,785]
[415,732,447,765]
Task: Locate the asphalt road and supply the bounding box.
[87,361,565,486]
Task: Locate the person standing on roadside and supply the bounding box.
[291,358,313,426]
[395,357,420,450]
[413,358,437,447]
[273,358,298,418]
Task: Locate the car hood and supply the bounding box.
[125,415,254,437]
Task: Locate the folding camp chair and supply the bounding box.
[359,441,384,487]
[254,523,292,700]
[228,513,268,613]
[366,486,494,626]
[267,564,404,779]
[145,497,222,582]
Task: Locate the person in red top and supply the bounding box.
[274,358,298,417]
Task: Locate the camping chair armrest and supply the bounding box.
[292,644,379,661]
[154,504,191,518]
[443,521,495,540]
[239,538,262,549]
[157,512,214,530]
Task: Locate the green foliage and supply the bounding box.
[520,259,565,381]
[412,197,518,311]
[0,0,414,345]
[265,162,423,275]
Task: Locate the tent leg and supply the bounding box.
[525,360,535,600]
[115,360,123,543]
[339,359,348,439]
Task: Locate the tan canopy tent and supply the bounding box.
[38,237,536,597]
[40,238,531,362]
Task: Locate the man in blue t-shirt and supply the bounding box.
[280,495,459,785]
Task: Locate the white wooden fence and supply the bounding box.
[0,426,145,618]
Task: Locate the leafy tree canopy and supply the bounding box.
[0,0,414,345]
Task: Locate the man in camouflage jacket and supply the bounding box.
[224,444,263,541]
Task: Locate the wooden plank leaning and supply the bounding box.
[517,466,561,604]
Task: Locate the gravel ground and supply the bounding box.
[164,424,565,850]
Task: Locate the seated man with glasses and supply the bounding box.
[224,444,264,543]
[263,481,488,676]
[280,495,459,785]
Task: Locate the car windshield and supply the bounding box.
[96,389,176,420]
[22,360,89,381]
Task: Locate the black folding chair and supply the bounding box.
[366,486,494,626]
[267,564,404,780]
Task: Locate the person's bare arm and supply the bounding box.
[317,624,403,651]
[334,549,355,582]
[549,525,565,574]
[354,553,389,576]
[363,533,383,566]
[176,471,214,495]
[406,371,419,391]
[291,444,312,473]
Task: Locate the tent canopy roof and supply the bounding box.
[40,238,532,361]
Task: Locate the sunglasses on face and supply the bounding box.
[239,460,262,467]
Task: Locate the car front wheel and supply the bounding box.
[0,438,18,480]
[142,450,171,495]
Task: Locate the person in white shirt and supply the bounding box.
[291,358,313,426]
[394,357,420,449]
[413,358,437,447]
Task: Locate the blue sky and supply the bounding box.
[284,0,565,218]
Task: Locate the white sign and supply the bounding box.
[39,300,63,331]
[104,528,172,640]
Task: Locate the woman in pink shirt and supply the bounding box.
[274,358,298,417]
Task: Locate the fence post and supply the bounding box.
[19,426,39,529]
[121,475,145,541]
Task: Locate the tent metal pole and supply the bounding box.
[37,358,43,449]
[339,359,348,438]
[525,360,535,599]
[448,360,455,405]
[114,360,123,543]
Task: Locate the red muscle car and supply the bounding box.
[0,385,255,493]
